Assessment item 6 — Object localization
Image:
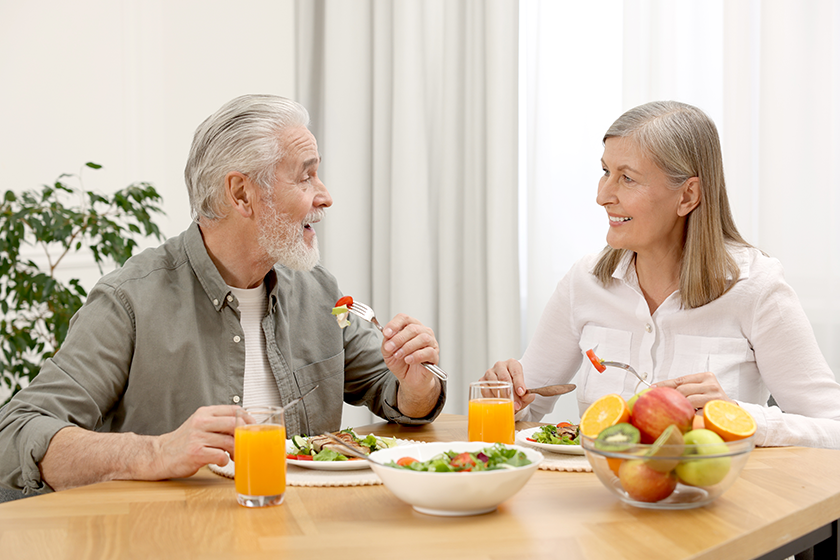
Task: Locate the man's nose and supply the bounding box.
[314,177,333,208]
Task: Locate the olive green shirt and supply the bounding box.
[0,223,445,494]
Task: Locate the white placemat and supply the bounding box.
[208,460,383,487]
[517,443,593,472]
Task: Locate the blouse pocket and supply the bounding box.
[672,335,754,397]
[579,325,633,404]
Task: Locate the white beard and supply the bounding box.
[257,196,322,272]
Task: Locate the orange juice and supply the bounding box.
[234,424,286,498]
[468,398,515,444]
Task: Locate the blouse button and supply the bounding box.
[233,335,241,343]
[213,299,219,306]
[232,395,240,404]
[645,323,653,333]
[227,295,234,302]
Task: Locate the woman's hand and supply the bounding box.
[653,372,737,410]
[481,359,536,412]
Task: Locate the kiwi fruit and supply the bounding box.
[594,423,641,452]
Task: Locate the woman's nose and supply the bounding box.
[596,175,616,206]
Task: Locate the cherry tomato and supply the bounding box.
[586,349,606,373]
[286,454,314,461]
[450,452,476,471]
[556,422,574,428]
[396,456,418,467]
[335,296,354,308]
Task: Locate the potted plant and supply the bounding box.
[0,163,165,405]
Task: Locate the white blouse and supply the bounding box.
[519,246,840,449]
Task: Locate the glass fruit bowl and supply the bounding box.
[581,432,755,510]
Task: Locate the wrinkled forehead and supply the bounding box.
[281,126,320,166]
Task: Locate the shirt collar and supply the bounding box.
[611,250,638,286]
[608,245,752,287]
[184,221,282,313]
[184,222,231,311]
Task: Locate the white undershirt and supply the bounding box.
[228,283,281,408]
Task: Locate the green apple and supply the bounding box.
[675,429,731,487]
[627,387,652,413]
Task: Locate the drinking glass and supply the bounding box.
[468,381,515,444]
[234,406,286,508]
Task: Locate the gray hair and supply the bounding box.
[185,94,310,221]
[594,101,749,308]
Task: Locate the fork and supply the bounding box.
[348,301,449,382]
[601,361,651,389]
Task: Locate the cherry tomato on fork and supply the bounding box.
[335,296,354,308]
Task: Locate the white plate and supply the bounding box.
[286,436,416,471]
[515,426,585,455]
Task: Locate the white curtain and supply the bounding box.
[523,0,840,424]
[295,0,521,424]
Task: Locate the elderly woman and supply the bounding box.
[484,100,840,449]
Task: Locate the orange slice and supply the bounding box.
[703,400,756,441]
[579,394,631,437]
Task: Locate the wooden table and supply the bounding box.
[2,414,840,560]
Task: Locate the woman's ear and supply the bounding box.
[225,172,255,218]
[677,177,701,217]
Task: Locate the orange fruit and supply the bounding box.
[606,457,624,476]
[579,394,631,437]
[702,400,756,441]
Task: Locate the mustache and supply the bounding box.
[305,209,325,225]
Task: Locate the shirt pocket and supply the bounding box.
[293,351,345,434]
[672,335,754,397]
[579,325,633,404]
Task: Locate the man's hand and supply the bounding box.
[40,405,238,491]
[481,359,535,412]
[653,372,737,410]
[380,313,442,418]
[151,405,238,479]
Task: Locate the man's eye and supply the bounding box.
[622,175,633,183]
[602,168,609,176]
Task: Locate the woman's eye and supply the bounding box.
[601,168,609,176]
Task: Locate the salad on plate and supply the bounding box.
[286,429,399,469]
[516,422,586,455]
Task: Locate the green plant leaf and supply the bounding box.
[0,164,165,405]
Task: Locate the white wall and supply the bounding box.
[0,0,378,426]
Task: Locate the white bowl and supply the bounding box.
[368,441,542,516]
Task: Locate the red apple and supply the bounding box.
[618,459,678,503]
[631,387,695,443]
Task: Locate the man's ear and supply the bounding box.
[225,172,255,218]
[677,177,701,217]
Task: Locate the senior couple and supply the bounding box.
[1,95,839,496]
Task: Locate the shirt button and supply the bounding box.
[233,335,241,343]
[213,299,219,306]
[232,395,240,404]
[227,295,234,302]
[645,323,653,333]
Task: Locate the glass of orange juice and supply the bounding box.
[234,406,286,508]
[468,381,515,444]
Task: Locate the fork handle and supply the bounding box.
[422,363,448,382]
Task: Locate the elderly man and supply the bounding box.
[0,94,445,494]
